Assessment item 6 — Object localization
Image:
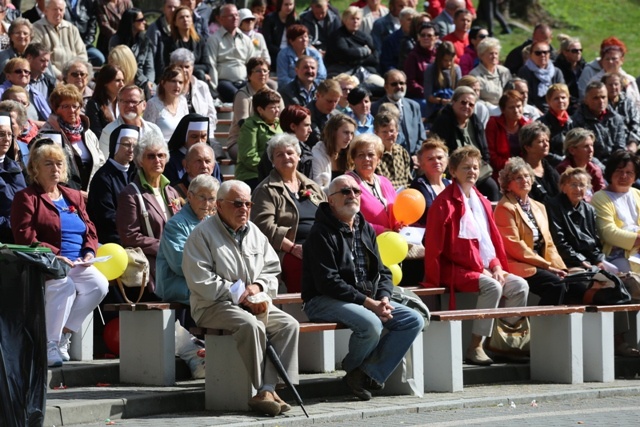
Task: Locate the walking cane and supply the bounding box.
[265,340,310,418]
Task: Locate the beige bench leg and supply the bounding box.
[583,312,615,382]
[530,313,583,384]
[205,334,255,411]
[423,320,463,392]
[119,310,175,386]
[299,331,336,372]
[69,312,93,361]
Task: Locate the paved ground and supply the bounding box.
[65,380,640,426]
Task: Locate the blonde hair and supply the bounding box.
[108,45,137,85]
[28,141,68,184]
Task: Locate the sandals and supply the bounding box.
[615,342,640,358]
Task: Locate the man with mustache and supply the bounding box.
[301,175,424,401]
[279,56,318,107]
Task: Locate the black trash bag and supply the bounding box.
[0,247,69,427]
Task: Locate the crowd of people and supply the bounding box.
[3,0,640,417]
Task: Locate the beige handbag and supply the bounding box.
[116,247,149,304]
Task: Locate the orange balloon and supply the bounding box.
[393,189,426,225]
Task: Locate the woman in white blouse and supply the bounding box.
[143,65,189,142]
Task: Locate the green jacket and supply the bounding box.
[235,115,282,181]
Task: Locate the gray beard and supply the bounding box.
[388,91,405,102]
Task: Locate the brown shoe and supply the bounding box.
[273,391,292,413]
[248,390,281,417]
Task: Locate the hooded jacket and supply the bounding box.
[301,202,393,305]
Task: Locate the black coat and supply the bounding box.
[301,203,393,304]
[87,160,136,244]
[324,26,379,75]
[529,159,560,204]
[538,111,574,158]
[571,104,627,162]
[545,192,605,268]
[430,104,491,163]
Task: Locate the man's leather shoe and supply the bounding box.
[273,391,291,412]
[248,391,281,417]
[344,369,372,401]
[466,347,494,366]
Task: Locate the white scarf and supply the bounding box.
[457,184,496,268]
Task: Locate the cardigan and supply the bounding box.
[346,171,398,235]
[591,188,640,258]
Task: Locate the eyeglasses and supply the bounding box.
[0,132,13,140]
[390,81,406,87]
[193,194,216,203]
[533,50,551,56]
[59,104,81,111]
[569,48,583,54]
[145,152,167,160]
[568,182,588,190]
[13,69,30,75]
[222,199,253,209]
[120,99,144,106]
[329,187,362,197]
[119,142,136,149]
[70,71,88,78]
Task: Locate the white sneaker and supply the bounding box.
[47,341,63,368]
[58,332,71,362]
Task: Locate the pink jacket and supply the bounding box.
[347,171,399,235]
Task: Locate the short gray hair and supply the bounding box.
[9,18,32,36]
[399,7,418,20]
[62,57,94,82]
[328,174,357,195]
[218,180,252,200]
[477,37,502,57]
[498,157,535,194]
[188,174,220,194]
[170,48,195,65]
[266,133,301,163]
[519,121,550,153]
[0,100,27,128]
[134,136,169,167]
[563,127,596,156]
[185,142,214,162]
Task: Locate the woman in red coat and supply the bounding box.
[424,146,528,366]
[11,139,109,368]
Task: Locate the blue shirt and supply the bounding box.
[276,46,327,87]
[53,196,86,259]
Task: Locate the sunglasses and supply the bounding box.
[223,199,254,209]
[569,48,583,54]
[390,81,406,87]
[135,17,146,22]
[14,69,30,75]
[330,187,362,197]
[477,34,488,39]
[70,71,87,78]
[533,50,551,56]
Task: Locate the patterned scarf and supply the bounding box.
[525,58,556,98]
[58,117,83,143]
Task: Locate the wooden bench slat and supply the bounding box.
[431,305,585,321]
[104,302,187,312]
[407,287,445,296]
[586,304,640,313]
[191,322,346,337]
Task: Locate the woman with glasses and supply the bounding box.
[252,133,325,292]
[1,87,39,145]
[41,84,105,192]
[553,35,584,112]
[516,40,565,113]
[143,65,189,143]
[110,8,155,96]
[425,146,529,366]
[85,65,126,139]
[0,58,50,126]
[62,59,94,110]
[11,139,108,367]
[404,22,438,115]
[116,136,181,297]
[0,18,32,73]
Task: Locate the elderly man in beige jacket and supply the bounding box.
[32,0,88,78]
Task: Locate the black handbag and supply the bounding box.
[561,268,631,305]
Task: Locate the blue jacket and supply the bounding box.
[0,157,26,243]
[156,203,202,305]
[276,46,327,87]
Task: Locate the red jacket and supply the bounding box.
[11,184,98,255]
[423,181,509,309]
[428,0,476,18]
[485,114,531,177]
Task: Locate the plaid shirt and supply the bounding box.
[351,215,369,290]
[376,143,413,190]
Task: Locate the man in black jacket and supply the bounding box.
[299,0,341,54]
[301,175,425,401]
[279,56,318,107]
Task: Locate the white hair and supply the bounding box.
[218,180,251,200]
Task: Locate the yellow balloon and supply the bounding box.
[389,264,402,286]
[376,232,409,267]
[95,243,129,281]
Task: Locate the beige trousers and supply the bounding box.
[197,300,299,389]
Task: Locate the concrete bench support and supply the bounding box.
[530,313,583,384]
[299,330,335,373]
[582,311,615,382]
[423,320,463,392]
[205,333,255,411]
[119,310,176,386]
[69,313,93,361]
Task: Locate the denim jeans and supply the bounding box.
[304,295,424,384]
